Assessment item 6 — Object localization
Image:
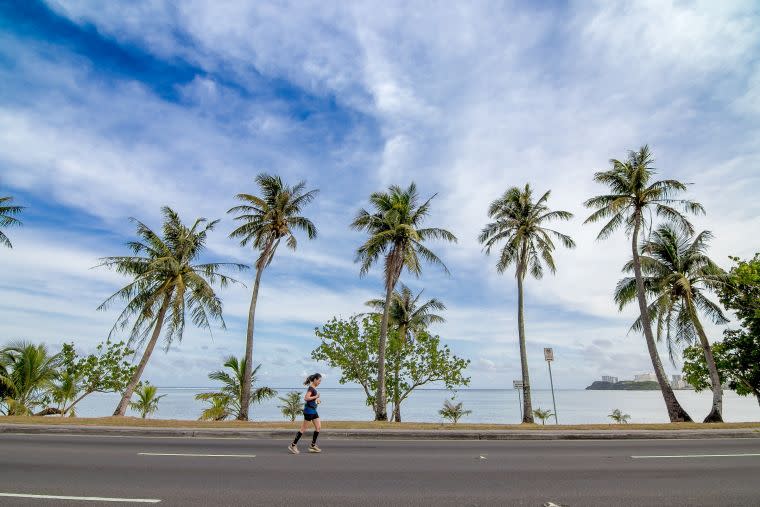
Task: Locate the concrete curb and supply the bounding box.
[1,424,759,440]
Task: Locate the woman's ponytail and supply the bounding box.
[303,373,322,386]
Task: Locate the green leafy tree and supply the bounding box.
[97,207,245,416]
[608,408,631,424]
[532,407,554,425]
[129,383,165,419]
[352,183,457,420]
[0,195,24,248]
[312,315,470,419]
[683,330,760,408]
[365,284,446,421]
[584,145,703,423]
[479,184,574,423]
[195,357,276,421]
[50,341,137,417]
[277,391,303,422]
[719,254,760,335]
[0,342,61,415]
[228,174,318,421]
[439,398,472,424]
[615,225,728,422]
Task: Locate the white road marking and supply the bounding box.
[0,493,160,503]
[632,453,760,459]
[138,452,256,458]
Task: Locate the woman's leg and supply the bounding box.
[311,418,321,447]
[291,419,308,446]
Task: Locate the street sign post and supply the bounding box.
[544,347,558,424]
[513,379,523,421]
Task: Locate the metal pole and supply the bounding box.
[517,387,523,421]
[548,361,558,424]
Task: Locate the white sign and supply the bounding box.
[544,347,554,362]
[513,380,523,389]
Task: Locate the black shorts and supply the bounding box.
[303,412,319,421]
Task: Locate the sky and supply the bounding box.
[0,1,758,390]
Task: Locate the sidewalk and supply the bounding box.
[2,423,758,440]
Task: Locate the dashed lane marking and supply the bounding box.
[0,493,161,503]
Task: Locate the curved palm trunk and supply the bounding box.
[375,283,394,421]
[690,309,723,422]
[516,269,534,423]
[392,323,406,423]
[631,219,691,422]
[113,294,172,416]
[238,264,265,420]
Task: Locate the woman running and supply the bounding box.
[288,373,322,454]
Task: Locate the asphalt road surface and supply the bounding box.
[1,434,759,506]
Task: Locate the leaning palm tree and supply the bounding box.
[195,357,276,421]
[365,284,446,421]
[97,207,245,416]
[479,184,575,423]
[228,174,318,420]
[0,195,24,248]
[584,145,703,422]
[352,183,457,420]
[615,225,728,422]
[0,342,61,415]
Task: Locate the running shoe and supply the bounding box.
[288,443,300,454]
[308,444,322,453]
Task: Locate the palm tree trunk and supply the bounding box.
[630,218,691,422]
[690,309,723,422]
[393,323,406,423]
[374,283,394,421]
[113,294,172,416]
[238,263,265,421]
[517,268,534,423]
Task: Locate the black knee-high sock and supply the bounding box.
[292,432,302,445]
[311,431,319,445]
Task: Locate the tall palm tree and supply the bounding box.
[0,195,24,248]
[195,357,276,421]
[97,206,245,416]
[365,284,446,421]
[584,145,703,422]
[352,183,457,421]
[615,225,728,422]
[479,184,575,423]
[0,342,61,415]
[228,174,318,420]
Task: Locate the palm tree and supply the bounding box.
[0,195,24,248]
[195,357,276,421]
[277,391,302,421]
[439,398,472,424]
[478,184,575,423]
[615,225,728,422]
[365,284,446,421]
[608,408,631,424]
[352,183,457,421]
[584,145,703,422]
[129,384,165,418]
[532,407,554,425]
[97,206,245,416]
[0,342,61,415]
[50,369,82,417]
[228,174,318,420]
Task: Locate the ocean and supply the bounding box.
[74,388,759,424]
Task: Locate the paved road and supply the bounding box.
[1,434,759,506]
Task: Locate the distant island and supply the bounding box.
[585,380,660,390]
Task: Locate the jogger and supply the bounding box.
[289,373,322,454]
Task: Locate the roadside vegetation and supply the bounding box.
[2,147,758,425]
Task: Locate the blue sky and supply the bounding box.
[1,1,758,390]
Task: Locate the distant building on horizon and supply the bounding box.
[634,372,657,382]
[601,375,618,383]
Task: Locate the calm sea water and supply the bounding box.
[76,388,759,424]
